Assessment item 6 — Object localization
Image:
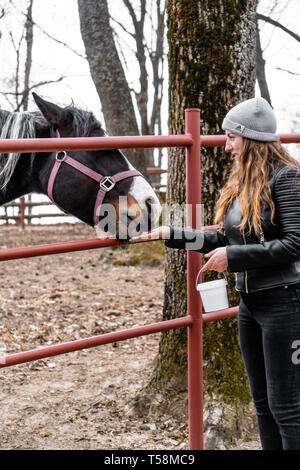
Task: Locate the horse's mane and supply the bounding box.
[0,106,104,191]
[0,111,42,191]
[65,106,105,138]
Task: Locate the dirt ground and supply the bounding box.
[0,223,260,450]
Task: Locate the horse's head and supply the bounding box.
[33,93,161,239]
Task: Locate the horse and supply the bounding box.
[0,93,161,238]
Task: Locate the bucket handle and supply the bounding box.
[195,268,227,289]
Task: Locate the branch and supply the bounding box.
[15,77,65,111]
[122,0,138,30]
[111,26,136,57]
[276,67,300,76]
[110,16,135,39]
[257,13,300,43]
[9,0,86,59]
[1,76,65,94]
[1,93,15,109]
[1,76,65,112]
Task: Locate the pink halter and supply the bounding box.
[47,130,143,226]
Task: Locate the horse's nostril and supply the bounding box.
[145,196,159,214]
[144,196,161,228]
[145,197,153,216]
[145,196,154,208]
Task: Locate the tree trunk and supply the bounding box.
[21,0,34,226]
[77,0,147,175]
[136,0,259,447]
[22,0,34,112]
[256,19,272,106]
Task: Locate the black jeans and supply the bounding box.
[238,283,300,450]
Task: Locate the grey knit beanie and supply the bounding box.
[222,97,279,142]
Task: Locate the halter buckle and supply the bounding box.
[99,176,115,192]
[56,151,67,162]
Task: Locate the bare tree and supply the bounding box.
[112,0,166,176]
[256,19,272,105]
[112,0,166,169]
[256,10,300,105]
[77,0,148,175]
[22,0,33,111]
[8,0,85,60]
[77,0,167,178]
[0,0,66,224]
[0,4,5,38]
[0,0,65,111]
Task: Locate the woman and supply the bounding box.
[131,97,300,450]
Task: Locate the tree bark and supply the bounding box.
[77,0,147,175]
[136,0,259,444]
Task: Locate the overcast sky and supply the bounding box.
[1,0,299,139]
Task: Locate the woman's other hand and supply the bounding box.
[129,226,171,243]
[201,247,228,273]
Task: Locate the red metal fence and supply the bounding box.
[1,169,166,227]
[1,197,70,227]
[0,110,299,450]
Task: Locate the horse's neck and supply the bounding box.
[0,153,49,205]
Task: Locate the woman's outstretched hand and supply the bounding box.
[129,226,171,243]
[201,247,228,273]
[130,229,228,274]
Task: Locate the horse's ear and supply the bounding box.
[32,92,73,128]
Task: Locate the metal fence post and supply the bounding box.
[20,197,25,229]
[185,109,203,450]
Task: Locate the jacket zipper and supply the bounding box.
[242,229,249,293]
[260,225,265,244]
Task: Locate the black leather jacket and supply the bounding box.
[165,164,300,293]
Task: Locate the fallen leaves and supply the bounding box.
[0,224,186,450]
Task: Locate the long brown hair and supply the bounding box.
[214,139,300,237]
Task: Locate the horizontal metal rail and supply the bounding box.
[0,133,299,154]
[0,237,130,261]
[0,226,227,262]
[0,134,193,153]
[202,307,239,323]
[0,316,192,369]
[0,307,240,369]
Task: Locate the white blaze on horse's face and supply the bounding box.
[128,175,162,232]
[96,160,162,240]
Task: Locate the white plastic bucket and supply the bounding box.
[196,277,229,312]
